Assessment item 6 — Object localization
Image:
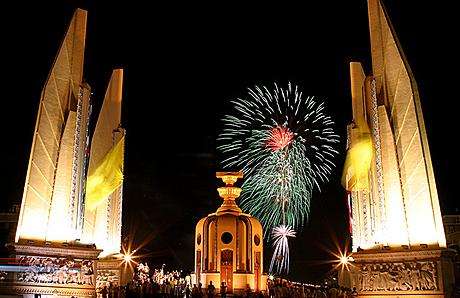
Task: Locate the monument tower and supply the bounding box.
[342,0,454,296]
[193,172,267,295]
[0,9,126,297]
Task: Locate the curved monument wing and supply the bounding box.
[83,69,124,257]
[16,9,87,242]
[368,0,445,247]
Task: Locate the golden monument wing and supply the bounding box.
[83,69,124,257]
[368,0,445,246]
[16,9,87,242]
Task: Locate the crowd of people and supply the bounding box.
[96,263,358,297]
[97,263,192,297]
[127,263,192,297]
[267,278,357,297]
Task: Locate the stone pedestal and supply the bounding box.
[343,248,456,297]
[0,240,101,297]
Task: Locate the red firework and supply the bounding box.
[266,126,294,151]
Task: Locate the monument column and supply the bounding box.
[342,0,455,296]
[0,9,126,297]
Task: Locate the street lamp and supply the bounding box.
[340,255,348,265]
[123,253,133,263]
[337,254,354,271]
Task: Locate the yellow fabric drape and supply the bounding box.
[342,132,373,191]
[86,136,124,210]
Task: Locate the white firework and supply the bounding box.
[269,225,296,274]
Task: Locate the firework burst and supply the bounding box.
[219,83,338,182]
[218,83,338,228]
[266,126,294,151]
[218,82,339,274]
[241,139,313,235]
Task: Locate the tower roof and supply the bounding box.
[215,172,243,215]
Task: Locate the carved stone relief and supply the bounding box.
[353,261,438,292]
[15,255,94,285]
[96,269,120,291]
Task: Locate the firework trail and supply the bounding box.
[269,225,296,274]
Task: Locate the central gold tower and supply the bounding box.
[193,172,267,295]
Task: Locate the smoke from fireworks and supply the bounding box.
[218,83,339,274]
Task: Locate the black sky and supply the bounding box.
[1,1,458,281]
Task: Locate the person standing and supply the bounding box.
[185,284,192,298]
[207,281,216,298]
[113,284,120,298]
[99,285,108,298]
[191,284,199,298]
[220,282,227,298]
[244,284,252,298]
[198,282,204,298]
[328,286,339,298]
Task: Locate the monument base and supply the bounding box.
[191,272,267,295]
[340,248,456,297]
[96,254,133,291]
[0,240,101,297]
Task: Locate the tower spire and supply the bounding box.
[216,172,243,214]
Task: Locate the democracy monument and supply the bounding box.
[0,9,127,297]
[341,0,454,296]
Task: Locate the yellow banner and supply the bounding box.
[342,132,373,191]
[86,136,124,210]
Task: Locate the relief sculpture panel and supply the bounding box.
[15,255,94,286]
[353,261,438,292]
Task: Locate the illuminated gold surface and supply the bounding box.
[378,106,409,246]
[16,9,88,242]
[345,0,446,250]
[217,187,242,200]
[15,10,125,260]
[341,1,452,296]
[194,173,266,294]
[367,0,445,247]
[7,9,127,298]
[83,69,124,257]
[216,171,243,185]
[45,112,77,241]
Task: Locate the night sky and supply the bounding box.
[2,1,458,281]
